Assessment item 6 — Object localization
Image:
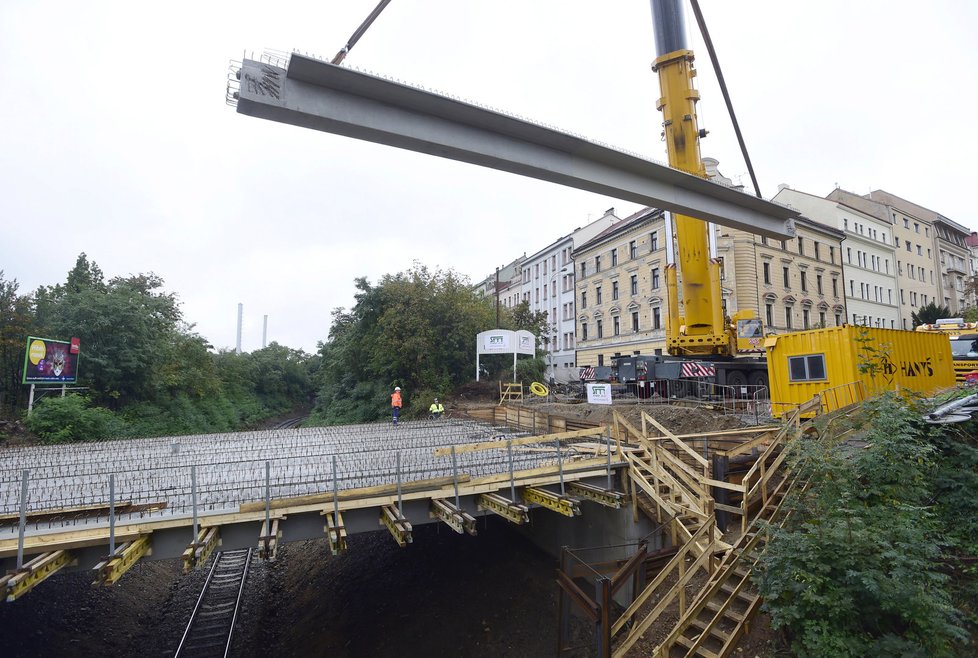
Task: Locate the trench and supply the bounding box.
[0,517,565,657]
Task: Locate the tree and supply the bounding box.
[911,301,953,327]
[0,272,34,415]
[311,265,495,423]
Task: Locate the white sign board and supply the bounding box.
[515,330,536,356]
[481,331,511,353]
[586,383,613,405]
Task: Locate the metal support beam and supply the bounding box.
[379,505,412,547]
[522,487,581,518]
[322,510,348,555]
[182,526,220,573]
[233,55,798,239]
[93,535,151,586]
[477,492,529,525]
[2,550,73,602]
[567,482,626,509]
[429,498,477,536]
[258,518,280,561]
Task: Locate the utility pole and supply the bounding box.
[262,315,268,349]
[236,303,243,355]
[495,267,500,328]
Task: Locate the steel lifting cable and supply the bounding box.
[688,0,763,199]
[331,0,394,65]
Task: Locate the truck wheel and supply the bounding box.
[725,370,748,389]
[748,372,768,397]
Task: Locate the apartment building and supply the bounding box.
[473,255,526,310]
[574,207,669,368]
[827,188,973,326]
[773,187,896,328]
[520,208,621,383]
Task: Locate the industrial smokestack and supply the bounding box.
[236,303,243,355]
[262,315,268,349]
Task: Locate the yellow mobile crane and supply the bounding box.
[652,0,768,390]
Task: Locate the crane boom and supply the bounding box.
[651,0,738,357]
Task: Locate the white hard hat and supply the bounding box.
[395,387,401,391]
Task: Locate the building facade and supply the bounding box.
[574,208,670,368]
[519,208,622,383]
[773,187,896,328]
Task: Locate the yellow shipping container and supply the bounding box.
[764,326,955,417]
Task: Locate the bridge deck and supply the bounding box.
[1,417,623,574]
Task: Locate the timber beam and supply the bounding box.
[568,482,626,509]
[182,527,220,573]
[430,499,478,536]
[477,493,529,525]
[522,487,581,517]
[93,535,151,586]
[322,511,348,556]
[380,505,413,547]
[258,518,281,561]
[2,550,74,602]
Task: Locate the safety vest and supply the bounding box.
[429,402,444,413]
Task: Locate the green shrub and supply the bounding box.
[25,394,121,443]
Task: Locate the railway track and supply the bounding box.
[272,416,305,429]
[174,548,252,658]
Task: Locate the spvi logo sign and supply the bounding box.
[587,383,613,405]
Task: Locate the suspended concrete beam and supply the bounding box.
[233,55,798,240]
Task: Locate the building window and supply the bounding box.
[917,245,922,256]
[832,278,838,296]
[785,306,793,330]
[581,322,589,340]
[581,291,587,308]
[783,266,790,288]
[630,274,638,295]
[914,223,920,234]
[629,241,637,259]
[761,236,768,246]
[789,354,827,381]
[596,286,603,304]
[816,274,823,295]
[763,262,771,284]
[632,311,639,332]
[819,311,826,326]
[651,268,660,289]
[611,249,618,266]
[580,262,587,278]
[814,242,820,260]
[829,246,835,264]
[597,354,603,366]
[798,237,804,256]
[650,231,658,251]
[836,313,842,325]
[803,308,810,329]
[597,320,603,338]
[613,316,620,336]
[765,303,774,327]
[652,307,661,329]
[801,271,808,292]
[612,281,619,300]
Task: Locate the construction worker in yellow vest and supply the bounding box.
[428,397,444,419]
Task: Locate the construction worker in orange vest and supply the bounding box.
[391,386,402,425]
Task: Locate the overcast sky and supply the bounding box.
[3,1,976,354]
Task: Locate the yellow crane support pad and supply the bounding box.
[522,487,581,517]
[567,482,626,509]
[2,550,73,602]
[429,499,478,536]
[477,493,529,525]
[322,511,348,556]
[93,535,151,586]
[258,518,280,561]
[182,527,220,573]
[379,505,413,547]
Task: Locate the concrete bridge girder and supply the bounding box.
[234,55,798,240]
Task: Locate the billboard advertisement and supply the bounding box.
[22,336,80,384]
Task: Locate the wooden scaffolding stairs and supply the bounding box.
[655,468,801,658]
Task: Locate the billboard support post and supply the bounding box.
[27,384,35,416]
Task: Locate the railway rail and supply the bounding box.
[174,548,252,658]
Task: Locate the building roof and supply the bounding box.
[575,206,662,253]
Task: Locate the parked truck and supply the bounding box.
[914,319,978,382]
